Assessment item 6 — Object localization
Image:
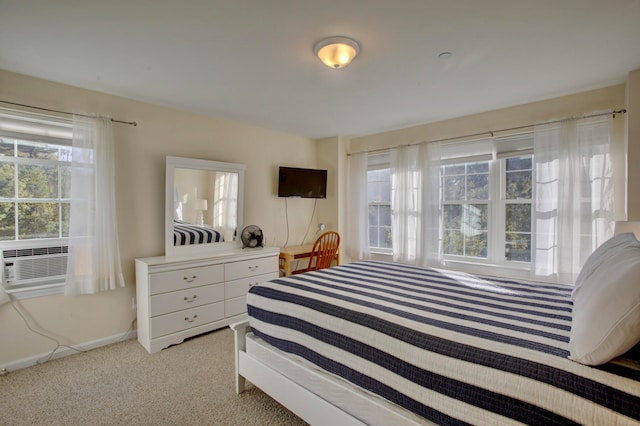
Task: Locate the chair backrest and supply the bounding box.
[306,231,340,271]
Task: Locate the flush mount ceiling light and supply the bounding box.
[314,36,361,69]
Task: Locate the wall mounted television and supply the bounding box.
[278,167,327,199]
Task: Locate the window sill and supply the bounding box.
[3,281,64,300]
[442,258,532,280]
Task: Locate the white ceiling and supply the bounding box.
[1,0,639,139]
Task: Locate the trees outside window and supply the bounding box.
[0,137,71,242]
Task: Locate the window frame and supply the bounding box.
[441,137,534,276]
[0,111,73,299]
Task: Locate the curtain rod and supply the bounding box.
[0,100,138,127]
[350,108,627,156]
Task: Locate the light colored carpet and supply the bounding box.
[0,327,308,425]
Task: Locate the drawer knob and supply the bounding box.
[248,265,259,271]
[184,314,198,323]
[183,275,197,282]
[184,295,198,302]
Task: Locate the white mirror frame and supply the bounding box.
[165,156,245,257]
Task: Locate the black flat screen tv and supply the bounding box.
[278,167,327,198]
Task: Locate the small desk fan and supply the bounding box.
[241,225,264,248]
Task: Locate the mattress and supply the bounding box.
[247,260,640,425]
[173,220,223,245]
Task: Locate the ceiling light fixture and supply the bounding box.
[314,36,360,69]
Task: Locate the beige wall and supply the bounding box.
[0,69,316,367]
[626,69,640,221]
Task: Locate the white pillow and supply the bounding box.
[571,232,639,300]
[569,238,640,365]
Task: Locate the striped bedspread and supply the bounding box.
[247,260,640,425]
[173,220,223,246]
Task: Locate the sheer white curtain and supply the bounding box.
[391,145,421,263]
[390,144,442,265]
[421,142,443,266]
[65,115,125,295]
[346,151,370,260]
[532,114,614,284]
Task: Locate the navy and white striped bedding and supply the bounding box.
[247,260,640,425]
[173,220,223,246]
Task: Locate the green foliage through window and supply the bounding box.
[0,137,71,241]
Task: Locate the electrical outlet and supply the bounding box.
[318,223,326,231]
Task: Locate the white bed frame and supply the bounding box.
[231,320,429,426]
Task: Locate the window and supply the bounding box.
[0,111,72,296]
[442,161,490,258]
[503,156,532,262]
[367,152,392,252]
[0,138,72,241]
[442,154,533,264]
[365,135,534,270]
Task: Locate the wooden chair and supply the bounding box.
[291,231,340,275]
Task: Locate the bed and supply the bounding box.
[173,220,223,246]
[232,259,640,425]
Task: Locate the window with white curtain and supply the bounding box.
[440,136,534,269]
[0,111,73,297]
[367,152,392,253]
[366,135,535,271]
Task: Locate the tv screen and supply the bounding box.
[278,167,327,198]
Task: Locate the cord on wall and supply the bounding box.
[0,284,136,372]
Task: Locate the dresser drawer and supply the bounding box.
[225,296,248,317]
[151,302,225,338]
[150,283,224,317]
[225,272,278,299]
[225,256,277,281]
[149,264,224,295]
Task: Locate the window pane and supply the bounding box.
[506,204,531,233]
[61,202,70,237]
[60,146,73,162]
[0,202,15,240]
[506,233,531,262]
[17,140,60,160]
[379,227,392,249]
[61,166,71,199]
[443,230,463,255]
[368,169,391,203]
[443,164,465,175]
[18,202,60,239]
[506,171,532,199]
[467,162,489,174]
[443,204,461,229]
[379,205,391,226]
[369,227,377,247]
[0,162,15,198]
[466,173,488,200]
[443,175,464,200]
[506,157,532,171]
[369,205,379,226]
[0,138,15,156]
[465,204,488,231]
[465,232,488,258]
[18,164,59,198]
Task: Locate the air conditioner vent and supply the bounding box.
[3,246,68,288]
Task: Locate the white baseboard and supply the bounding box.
[0,329,137,374]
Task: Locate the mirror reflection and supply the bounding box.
[173,168,239,244]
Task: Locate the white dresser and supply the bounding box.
[135,247,279,353]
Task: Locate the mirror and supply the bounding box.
[165,156,245,257]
